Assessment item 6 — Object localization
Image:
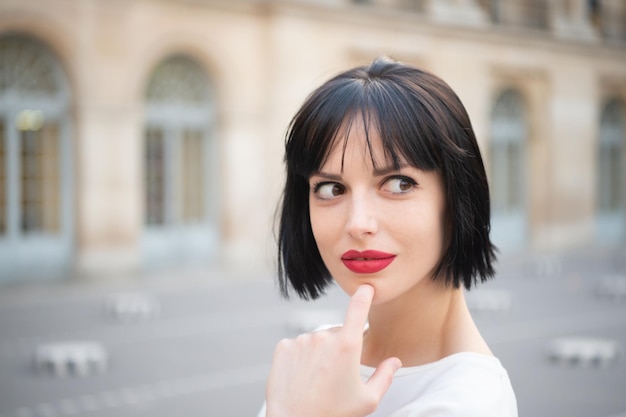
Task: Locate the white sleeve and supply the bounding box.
[256,401,266,417]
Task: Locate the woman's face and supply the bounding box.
[308,118,448,305]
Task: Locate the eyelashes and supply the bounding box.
[311,181,346,200]
[383,176,417,193]
[310,175,418,200]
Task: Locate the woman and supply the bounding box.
[261,57,518,417]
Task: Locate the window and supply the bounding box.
[490,89,526,214]
[142,55,218,267]
[144,126,205,225]
[18,111,61,234]
[598,99,624,213]
[588,0,601,29]
[589,0,626,41]
[181,129,204,223]
[596,98,625,244]
[144,56,211,227]
[0,35,72,279]
[145,127,165,226]
[0,119,5,235]
[0,37,66,237]
[489,89,528,249]
[20,123,61,234]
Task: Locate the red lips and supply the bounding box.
[341,250,396,274]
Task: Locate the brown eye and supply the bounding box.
[383,176,416,194]
[315,182,345,199]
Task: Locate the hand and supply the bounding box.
[265,285,402,417]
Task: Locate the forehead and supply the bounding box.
[318,114,406,173]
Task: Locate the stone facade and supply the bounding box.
[0,0,624,282]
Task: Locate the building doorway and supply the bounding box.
[142,55,219,269]
[0,35,74,282]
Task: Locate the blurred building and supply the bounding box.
[0,0,624,283]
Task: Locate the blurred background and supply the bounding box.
[0,0,625,416]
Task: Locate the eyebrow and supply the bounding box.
[312,164,411,180]
[372,164,410,176]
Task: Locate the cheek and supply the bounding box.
[394,204,446,247]
[309,206,336,255]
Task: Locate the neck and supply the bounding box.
[361,280,491,368]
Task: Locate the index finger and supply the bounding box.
[343,284,374,336]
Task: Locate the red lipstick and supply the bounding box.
[341,250,396,274]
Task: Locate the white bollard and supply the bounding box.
[547,337,622,368]
[104,292,161,321]
[33,341,108,377]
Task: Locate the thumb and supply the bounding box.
[365,357,402,401]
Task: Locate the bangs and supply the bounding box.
[286,76,443,179]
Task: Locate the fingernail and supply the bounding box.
[359,284,374,295]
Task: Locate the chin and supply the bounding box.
[334,276,388,302]
[334,276,369,296]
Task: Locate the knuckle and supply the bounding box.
[310,330,331,346]
[295,332,313,346]
[274,338,293,354]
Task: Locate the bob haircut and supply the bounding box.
[277,56,496,300]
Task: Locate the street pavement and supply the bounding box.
[0,248,625,417]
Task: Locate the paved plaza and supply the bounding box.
[0,249,625,417]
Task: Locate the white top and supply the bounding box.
[256,352,517,417]
[360,352,518,417]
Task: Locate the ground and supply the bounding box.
[0,248,625,417]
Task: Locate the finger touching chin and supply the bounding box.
[335,279,379,300]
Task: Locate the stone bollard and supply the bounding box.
[547,337,622,368]
[33,341,108,377]
[103,292,161,321]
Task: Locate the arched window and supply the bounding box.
[0,35,73,281]
[596,98,625,244]
[142,55,218,267]
[489,89,528,250]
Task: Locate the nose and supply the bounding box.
[345,192,378,239]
